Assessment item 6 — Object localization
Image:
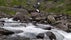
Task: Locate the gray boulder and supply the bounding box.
[47,15,56,24]
[13,11,29,22]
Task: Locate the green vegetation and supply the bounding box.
[0,0,71,15]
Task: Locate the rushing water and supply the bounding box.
[0,18,71,40]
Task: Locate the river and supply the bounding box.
[0,18,71,40]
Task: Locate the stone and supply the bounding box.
[55,20,68,31]
[30,12,41,22]
[36,33,44,39]
[0,20,5,27]
[0,28,14,35]
[31,12,40,17]
[46,31,56,40]
[47,15,56,24]
[13,11,29,22]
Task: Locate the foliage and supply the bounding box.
[0,0,71,15]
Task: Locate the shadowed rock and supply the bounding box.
[36,33,44,39]
[0,20,5,27]
[46,31,56,40]
[0,28,14,35]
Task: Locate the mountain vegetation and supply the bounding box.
[0,0,71,15]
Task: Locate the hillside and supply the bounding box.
[0,0,71,15]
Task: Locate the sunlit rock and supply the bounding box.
[47,15,56,24]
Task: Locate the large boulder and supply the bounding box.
[13,11,29,22]
[47,15,56,24]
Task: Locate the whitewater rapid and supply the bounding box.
[0,18,71,40]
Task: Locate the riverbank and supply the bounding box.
[0,12,71,32]
[0,20,71,40]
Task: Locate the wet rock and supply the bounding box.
[0,20,5,22]
[50,29,64,40]
[46,31,56,40]
[0,22,4,27]
[0,28,14,35]
[36,33,44,39]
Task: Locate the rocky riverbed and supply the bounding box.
[0,17,71,40]
[12,11,71,32]
[0,10,71,40]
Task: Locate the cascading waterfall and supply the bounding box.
[0,18,71,40]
